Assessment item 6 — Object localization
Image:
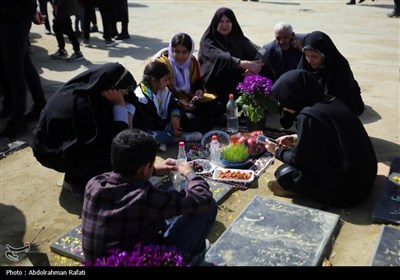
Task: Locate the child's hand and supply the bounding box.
[171,117,182,137]
[154,158,178,176]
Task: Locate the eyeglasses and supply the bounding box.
[119,85,134,96]
[113,69,133,95]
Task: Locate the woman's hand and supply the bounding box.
[276,134,298,148]
[171,116,182,137]
[102,89,125,106]
[240,60,264,74]
[264,139,279,154]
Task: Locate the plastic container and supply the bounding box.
[171,141,187,191]
[209,135,221,165]
[226,94,239,134]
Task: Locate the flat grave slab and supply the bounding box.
[371,225,400,266]
[205,195,341,266]
[372,157,400,225]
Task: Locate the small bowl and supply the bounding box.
[201,130,230,148]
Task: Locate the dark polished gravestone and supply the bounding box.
[371,225,400,266]
[372,157,400,225]
[205,195,341,266]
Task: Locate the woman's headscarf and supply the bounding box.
[32,62,137,172]
[199,7,245,57]
[298,31,364,115]
[272,69,325,114]
[167,32,195,93]
[66,62,137,104]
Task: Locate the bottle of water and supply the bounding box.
[226,94,239,134]
[171,141,187,191]
[209,135,221,165]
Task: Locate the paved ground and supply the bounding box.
[0,0,399,266]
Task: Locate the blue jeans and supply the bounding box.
[162,199,217,256]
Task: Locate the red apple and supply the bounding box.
[238,136,247,145]
[247,137,256,148]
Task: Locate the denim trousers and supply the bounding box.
[162,199,217,256]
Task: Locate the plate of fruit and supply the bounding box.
[189,159,216,175]
[185,143,209,161]
[229,130,266,158]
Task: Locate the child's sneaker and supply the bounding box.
[181,132,203,143]
[158,144,167,152]
[81,39,90,47]
[67,51,84,62]
[50,49,68,59]
[105,40,117,47]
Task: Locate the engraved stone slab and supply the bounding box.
[371,225,400,266]
[205,195,341,266]
[372,157,400,225]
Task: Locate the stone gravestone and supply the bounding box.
[205,195,341,266]
[371,225,400,266]
[372,157,400,225]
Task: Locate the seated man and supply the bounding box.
[82,129,217,265]
[260,22,308,129]
[260,22,307,83]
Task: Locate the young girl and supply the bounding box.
[155,32,220,132]
[133,61,203,151]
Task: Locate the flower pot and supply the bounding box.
[246,118,265,132]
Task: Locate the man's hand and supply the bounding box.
[32,11,46,25]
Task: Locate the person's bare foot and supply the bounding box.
[267,180,297,197]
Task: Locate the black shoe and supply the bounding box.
[0,109,11,119]
[0,117,27,139]
[24,104,46,122]
[115,33,130,40]
[63,173,86,202]
[90,25,98,33]
[346,0,356,4]
[358,0,365,3]
[387,10,400,17]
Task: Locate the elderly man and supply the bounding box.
[260,22,308,129]
[260,22,307,83]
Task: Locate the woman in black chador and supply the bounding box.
[265,69,377,207]
[298,31,364,116]
[198,7,267,106]
[32,63,137,200]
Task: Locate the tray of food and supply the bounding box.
[189,159,216,175]
[212,167,255,183]
[185,143,209,161]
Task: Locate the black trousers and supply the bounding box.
[0,19,31,118]
[53,16,81,53]
[82,0,113,41]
